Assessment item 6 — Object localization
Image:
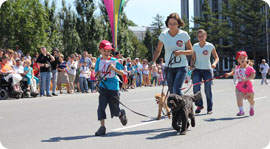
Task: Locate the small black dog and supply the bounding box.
[167,91,202,135]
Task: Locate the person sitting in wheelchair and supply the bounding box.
[13,58,25,76]
[0,56,23,93]
[23,59,39,94]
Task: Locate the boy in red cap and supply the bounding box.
[225,51,256,116]
[95,40,127,136]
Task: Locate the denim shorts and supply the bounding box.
[97,87,121,120]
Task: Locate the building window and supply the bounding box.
[223,57,230,71]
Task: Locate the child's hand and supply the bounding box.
[109,64,116,71]
[225,73,230,78]
[242,77,248,82]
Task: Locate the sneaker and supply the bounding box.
[195,106,204,114]
[249,108,254,116]
[119,109,128,126]
[236,111,245,116]
[207,111,213,115]
[95,126,106,136]
[52,93,58,96]
[47,94,53,97]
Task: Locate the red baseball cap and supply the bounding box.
[236,51,248,60]
[99,40,114,50]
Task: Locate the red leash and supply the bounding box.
[182,74,227,94]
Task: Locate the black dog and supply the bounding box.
[167,92,202,135]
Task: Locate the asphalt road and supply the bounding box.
[0,79,270,149]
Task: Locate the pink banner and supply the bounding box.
[104,0,115,47]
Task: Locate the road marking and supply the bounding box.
[111,119,165,132]
[128,98,153,103]
[254,96,268,101]
[213,90,225,93]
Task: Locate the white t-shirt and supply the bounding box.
[67,61,78,75]
[158,29,190,68]
[13,65,24,74]
[193,42,215,69]
[260,63,269,73]
[80,66,90,78]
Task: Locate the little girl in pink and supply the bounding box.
[225,51,256,116]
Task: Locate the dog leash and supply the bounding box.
[96,64,153,118]
[181,74,227,94]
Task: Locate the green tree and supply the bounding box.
[143,29,154,61]
[75,0,101,55]
[151,14,165,59]
[0,0,49,54]
[59,0,80,56]
[222,0,267,69]
[44,0,63,52]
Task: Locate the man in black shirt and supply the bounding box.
[36,47,55,97]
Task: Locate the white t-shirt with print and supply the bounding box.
[193,42,215,70]
[260,63,269,73]
[158,29,190,68]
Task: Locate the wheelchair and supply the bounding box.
[0,74,22,100]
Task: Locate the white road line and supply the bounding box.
[254,96,268,101]
[213,90,225,93]
[111,119,165,132]
[128,98,154,103]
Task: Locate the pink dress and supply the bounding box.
[235,65,256,93]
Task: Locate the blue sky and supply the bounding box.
[53,0,194,27]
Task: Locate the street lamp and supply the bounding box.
[264,1,270,63]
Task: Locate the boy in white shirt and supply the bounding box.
[79,61,90,93]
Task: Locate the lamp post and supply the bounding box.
[266,4,270,63]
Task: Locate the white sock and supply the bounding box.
[239,106,244,112]
[250,105,254,109]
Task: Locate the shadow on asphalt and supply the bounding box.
[41,135,95,142]
[41,128,177,142]
[204,116,249,122]
[105,127,178,139]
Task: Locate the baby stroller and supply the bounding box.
[0,74,22,100]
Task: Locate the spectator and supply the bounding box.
[90,66,96,93]
[74,54,81,92]
[24,52,31,60]
[0,49,4,57]
[259,59,269,85]
[24,59,39,91]
[36,47,55,97]
[135,58,143,87]
[151,65,158,87]
[80,51,92,68]
[142,59,149,87]
[57,54,69,94]
[13,58,24,75]
[50,48,60,96]
[32,57,40,77]
[7,49,16,66]
[15,45,23,56]
[0,56,22,93]
[79,61,90,93]
[67,54,77,94]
